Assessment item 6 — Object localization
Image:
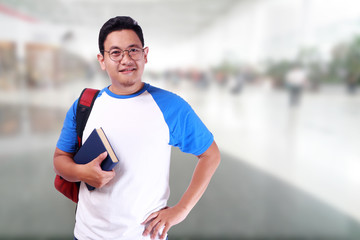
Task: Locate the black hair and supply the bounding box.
[98,16,144,54]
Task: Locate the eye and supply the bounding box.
[129,48,140,53]
[110,50,122,56]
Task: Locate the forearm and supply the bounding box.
[53,147,82,182]
[142,141,221,239]
[54,147,114,188]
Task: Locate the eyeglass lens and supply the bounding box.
[108,48,143,61]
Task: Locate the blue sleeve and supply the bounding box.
[149,86,214,156]
[56,99,79,153]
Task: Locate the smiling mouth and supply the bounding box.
[119,68,136,72]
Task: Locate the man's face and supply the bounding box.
[97,29,148,94]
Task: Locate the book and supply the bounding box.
[74,127,119,191]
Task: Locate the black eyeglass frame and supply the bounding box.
[101,47,145,62]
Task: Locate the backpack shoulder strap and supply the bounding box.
[76,88,100,151]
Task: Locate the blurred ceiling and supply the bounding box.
[0,0,241,43]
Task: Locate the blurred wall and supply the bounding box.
[0,0,360,239]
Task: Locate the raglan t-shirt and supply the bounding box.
[56,83,213,240]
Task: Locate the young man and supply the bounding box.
[53,16,220,240]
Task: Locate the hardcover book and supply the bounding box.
[74,127,119,190]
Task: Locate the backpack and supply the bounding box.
[54,88,100,203]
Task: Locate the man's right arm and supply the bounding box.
[53,147,115,188]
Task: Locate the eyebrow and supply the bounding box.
[109,44,142,50]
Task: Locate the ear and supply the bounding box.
[143,47,149,64]
[97,53,106,70]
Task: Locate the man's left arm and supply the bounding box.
[142,140,221,239]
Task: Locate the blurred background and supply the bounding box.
[0,0,360,239]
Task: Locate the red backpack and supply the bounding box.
[54,88,100,203]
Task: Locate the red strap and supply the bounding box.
[54,175,79,203]
[77,135,82,149]
[54,88,99,203]
[79,88,99,107]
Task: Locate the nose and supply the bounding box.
[120,50,133,65]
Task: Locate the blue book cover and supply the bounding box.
[74,128,119,190]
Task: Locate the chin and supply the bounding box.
[117,78,141,88]
[124,79,140,87]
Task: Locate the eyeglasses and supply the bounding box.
[102,47,145,62]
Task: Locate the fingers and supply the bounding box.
[142,212,158,225]
[151,221,166,240]
[145,220,170,240]
[98,171,115,188]
[94,151,108,163]
[142,211,171,239]
[142,206,189,239]
[88,152,108,168]
[83,152,115,188]
[143,206,170,239]
[142,212,158,237]
[160,224,170,239]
